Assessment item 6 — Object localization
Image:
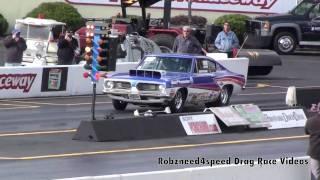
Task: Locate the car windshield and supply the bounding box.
[291,1,316,15]
[138,56,192,73]
[16,23,51,40]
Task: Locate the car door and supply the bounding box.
[189,58,220,102]
[302,3,320,43]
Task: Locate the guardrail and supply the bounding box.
[55,156,311,180]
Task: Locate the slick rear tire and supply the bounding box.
[112,99,128,111]
[206,86,232,108]
[248,66,273,76]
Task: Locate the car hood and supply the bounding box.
[109,70,191,84]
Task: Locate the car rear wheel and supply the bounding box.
[248,66,273,76]
[112,99,128,111]
[206,86,232,108]
[169,90,186,113]
[273,32,296,55]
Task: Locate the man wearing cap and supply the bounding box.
[172,26,206,54]
[3,29,27,66]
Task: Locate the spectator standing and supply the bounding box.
[214,22,239,58]
[173,26,206,54]
[3,29,27,66]
[305,114,320,180]
[57,30,79,65]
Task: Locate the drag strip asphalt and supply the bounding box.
[0,127,307,160]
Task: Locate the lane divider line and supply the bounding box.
[0,129,76,137]
[239,92,286,96]
[0,100,111,106]
[0,106,40,110]
[0,135,308,160]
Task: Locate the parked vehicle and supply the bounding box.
[103,53,246,113]
[246,0,320,55]
[15,17,81,66]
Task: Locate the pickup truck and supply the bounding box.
[246,0,320,54]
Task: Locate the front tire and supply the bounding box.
[112,99,128,111]
[273,32,296,55]
[169,90,186,113]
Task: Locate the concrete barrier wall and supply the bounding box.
[55,156,311,180]
[0,65,104,99]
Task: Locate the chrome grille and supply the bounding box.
[114,82,131,89]
[136,83,159,91]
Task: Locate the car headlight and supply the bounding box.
[158,84,166,93]
[105,81,114,89]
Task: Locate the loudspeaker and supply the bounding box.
[73,114,187,142]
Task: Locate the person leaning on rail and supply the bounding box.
[305,114,320,180]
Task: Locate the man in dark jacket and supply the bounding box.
[57,30,78,65]
[172,26,206,55]
[3,29,27,66]
[305,114,320,180]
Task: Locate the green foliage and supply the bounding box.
[214,14,251,42]
[25,2,84,31]
[0,14,8,36]
[171,15,207,27]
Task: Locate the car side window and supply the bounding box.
[309,4,320,19]
[195,59,216,74]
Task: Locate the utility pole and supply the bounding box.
[188,0,192,25]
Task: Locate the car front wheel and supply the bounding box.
[169,90,186,113]
[112,99,128,111]
[273,32,296,55]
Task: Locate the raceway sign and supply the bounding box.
[0,74,37,93]
[66,0,297,14]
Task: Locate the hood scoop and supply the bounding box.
[129,69,162,79]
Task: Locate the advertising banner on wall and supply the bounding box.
[263,109,307,129]
[41,67,68,92]
[0,67,42,98]
[66,0,297,14]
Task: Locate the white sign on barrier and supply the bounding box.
[179,114,221,135]
[66,0,297,14]
[263,109,307,130]
[207,107,250,126]
[232,104,271,128]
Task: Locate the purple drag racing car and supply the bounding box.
[103,54,246,113]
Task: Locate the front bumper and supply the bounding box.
[104,89,173,104]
